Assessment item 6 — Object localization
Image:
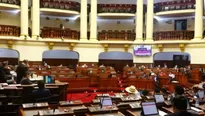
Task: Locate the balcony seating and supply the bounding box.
[98,30,135,41]
[98,4,136,13]
[41,27,80,40]
[154,31,194,41]
[154,0,195,13]
[41,0,80,12]
[0,0,20,5]
[0,25,20,37]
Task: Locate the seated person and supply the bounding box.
[20,71,32,85]
[31,80,51,100]
[174,85,185,96]
[166,96,195,116]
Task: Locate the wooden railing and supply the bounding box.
[98,30,135,41]
[40,0,80,12]
[0,0,20,5]
[41,27,80,40]
[98,4,136,13]
[154,31,194,41]
[0,25,20,37]
[154,0,195,13]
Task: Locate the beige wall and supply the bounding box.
[0,11,20,26]
[0,42,205,64]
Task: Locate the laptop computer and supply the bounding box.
[100,97,113,107]
[154,94,165,103]
[198,90,204,99]
[141,101,160,116]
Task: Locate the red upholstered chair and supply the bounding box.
[59,1,65,9]
[64,1,70,10]
[42,0,49,8]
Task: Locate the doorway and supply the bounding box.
[174,19,187,31]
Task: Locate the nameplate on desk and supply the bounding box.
[97,94,110,97]
[22,102,49,109]
[121,97,141,101]
[38,109,72,116]
[59,100,82,106]
[88,106,118,112]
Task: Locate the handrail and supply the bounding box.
[98,30,135,41]
[154,0,195,13]
[98,4,136,13]
[40,0,80,12]
[0,0,20,5]
[0,25,20,37]
[41,27,80,40]
[154,31,194,41]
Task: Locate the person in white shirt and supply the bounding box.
[169,72,176,83]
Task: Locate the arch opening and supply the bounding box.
[42,50,79,67]
[0,48,19,65]
[99,51,133,72]
[153,52,191,68]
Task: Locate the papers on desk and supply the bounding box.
[38,109,72,116]
[159,110,167,116]
[191,107,203,112]
[22,102,49,109]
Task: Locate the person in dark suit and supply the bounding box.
[31,80,51,100]
[0,62,6,83]
[166,96,195,116]
[20,71,32,85]
[16,60,29,84]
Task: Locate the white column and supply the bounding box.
[90,0,97,41]
[194,0,203,40]
[146,0,154,41]
[135,0,144,42]
[80,0,88,41]
[32,0,40,39]
[20,0,29,38]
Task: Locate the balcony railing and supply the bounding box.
[98,4,136,13]
[0,25,20,37]
[154,0,195,13]
[98,30,135,41]
[0,0,20,5]
[41,27,79,40]
[40,0,80,12]
[154,31,194,41]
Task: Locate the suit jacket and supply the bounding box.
[166,111,195,116]
[20,78,32,85]
[16,63,28,84]
[0,65,6,83]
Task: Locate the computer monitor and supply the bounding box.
[141,101,159,115]
[154,94,165,103]
[198,90,204,99]
[100,97,112,106]
[43,75,54,84]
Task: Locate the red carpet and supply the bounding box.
[66,92,118,103]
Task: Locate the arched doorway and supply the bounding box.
[42,50,79,68]
[99,51,133,72]
[153,52,191,68]
[0,48,19,65]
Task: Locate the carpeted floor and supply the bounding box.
[66,92,117,103]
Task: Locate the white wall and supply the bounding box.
[0,10,20,26]
[40,16,80,31]
[154,17,195,32]
[0,42,204,64]
[97,19,135,31]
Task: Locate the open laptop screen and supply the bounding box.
[154,94,165,103]
[44,75,53,84]
[142,101,158,115]
[198,90,204,99]
[100,97,112,106]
